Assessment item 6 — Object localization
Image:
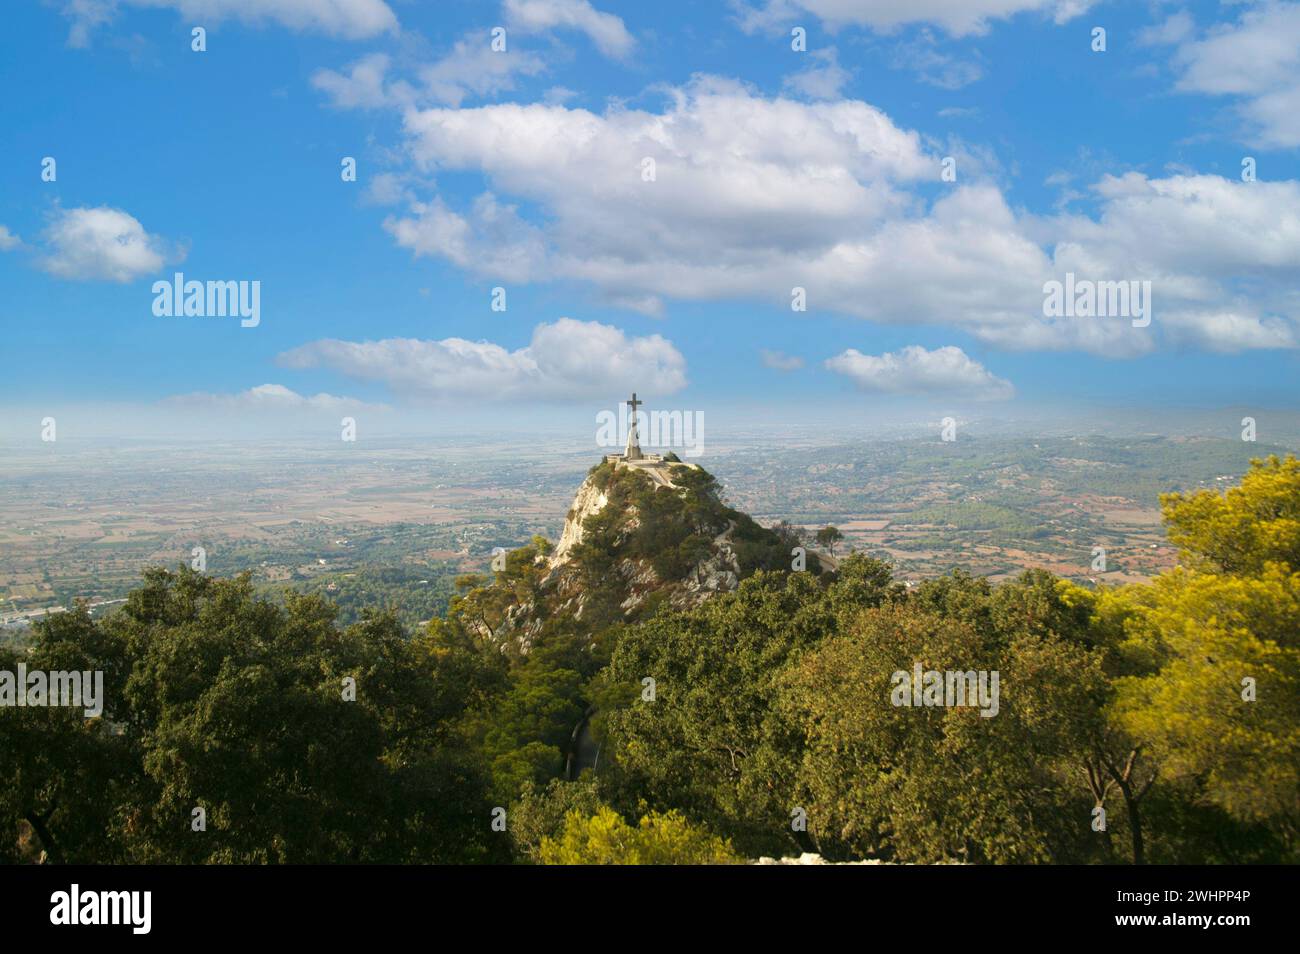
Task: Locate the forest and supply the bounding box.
[1,456,1296,865]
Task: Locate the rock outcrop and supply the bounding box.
[450,456,799,655]
[550,476,609,566]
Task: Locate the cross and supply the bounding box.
[624,392,644,460]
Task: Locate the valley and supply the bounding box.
[2,431,1290,633]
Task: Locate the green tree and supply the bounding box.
[815,526,844,556]
[509,778,604,862]
[537,807,738,865]
[0,620,127,863]
[601,565,871,856]
[2,568,507,864]
[778,601,1104,863]
[1160,454,1300,575]
[1114,457,1300,855]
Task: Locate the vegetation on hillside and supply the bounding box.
[2,457,1296,864]
[575,461,802,583]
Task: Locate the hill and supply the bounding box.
[439,456,814,656]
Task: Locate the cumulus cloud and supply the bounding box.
[388,76,1300,356]
[313,40,548,111]
[164,383,382,411]
[825,345,1014,400]
[783,47,852,99]
[505,0,635,58]
[383,194,547,281]
[1039,172,1300,353]
[62,0,398,47]
[310,2,630,114]
[1160,310,1297,353]
[1162,2,1300,148]
[1137,10,1195,48]
[39,206,179,282]
[276,318,687,402]
[308,63,1300,359]
[311,52,395,110]
[417,39,548,108]
[0,226,21,251]
[761,349,805,370]
[734,0,1093,37]
[393,76,932,316]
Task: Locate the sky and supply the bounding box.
[3,0,1300,439]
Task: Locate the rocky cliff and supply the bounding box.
[549,472,610,566]
[445,458,802,655]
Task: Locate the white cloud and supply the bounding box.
[0,226,21,251]
[61,0,117,47]
[311,53,394,110]
[311,4,628,114]
[734,0,1093,37]
[543,86,579,105]
[164,383,381,411]
[276,318,687,402]
[39,206,178,282]
[364,171,413,206]
[761,349,805,370]
[357,77,1300,357]
[1166,2,1300,148]
[1063,172,1300,275]
[783,47,852,99]
[389,83,1060,348]
[1038,172,1300,353]
[1160,309,1297,353]
[419,38,549,107]
[504,0,635,58]
[62,0,398,46]
[887,30,983,89]
[399,78,931,287]
[383,194,547,281]
[1137,10,1194,48]
[313,40,548,111]
[825,345,1014,399]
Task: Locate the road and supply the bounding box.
[0,598,126,627]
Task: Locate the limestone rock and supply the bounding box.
[469,454,786,655]
[551,476,609,566]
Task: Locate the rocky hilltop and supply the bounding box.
[444,456,809,656]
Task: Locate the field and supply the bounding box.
[2,431,1294,633]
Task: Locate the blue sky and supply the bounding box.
[3,0,1300,437]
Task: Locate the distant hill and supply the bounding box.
[441,457,816,656]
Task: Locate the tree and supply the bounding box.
[537,807,738,865]
[0,636,126,863]
[476,663,586,803]
[2,568,507,864]
[815,526,844,556]
[1160,454,1300,576]
[509,778,604,863]
[601,569,841,856]
[778,602,1104,863]
[1113,456,1300,859]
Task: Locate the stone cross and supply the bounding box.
[625,392,643,460]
